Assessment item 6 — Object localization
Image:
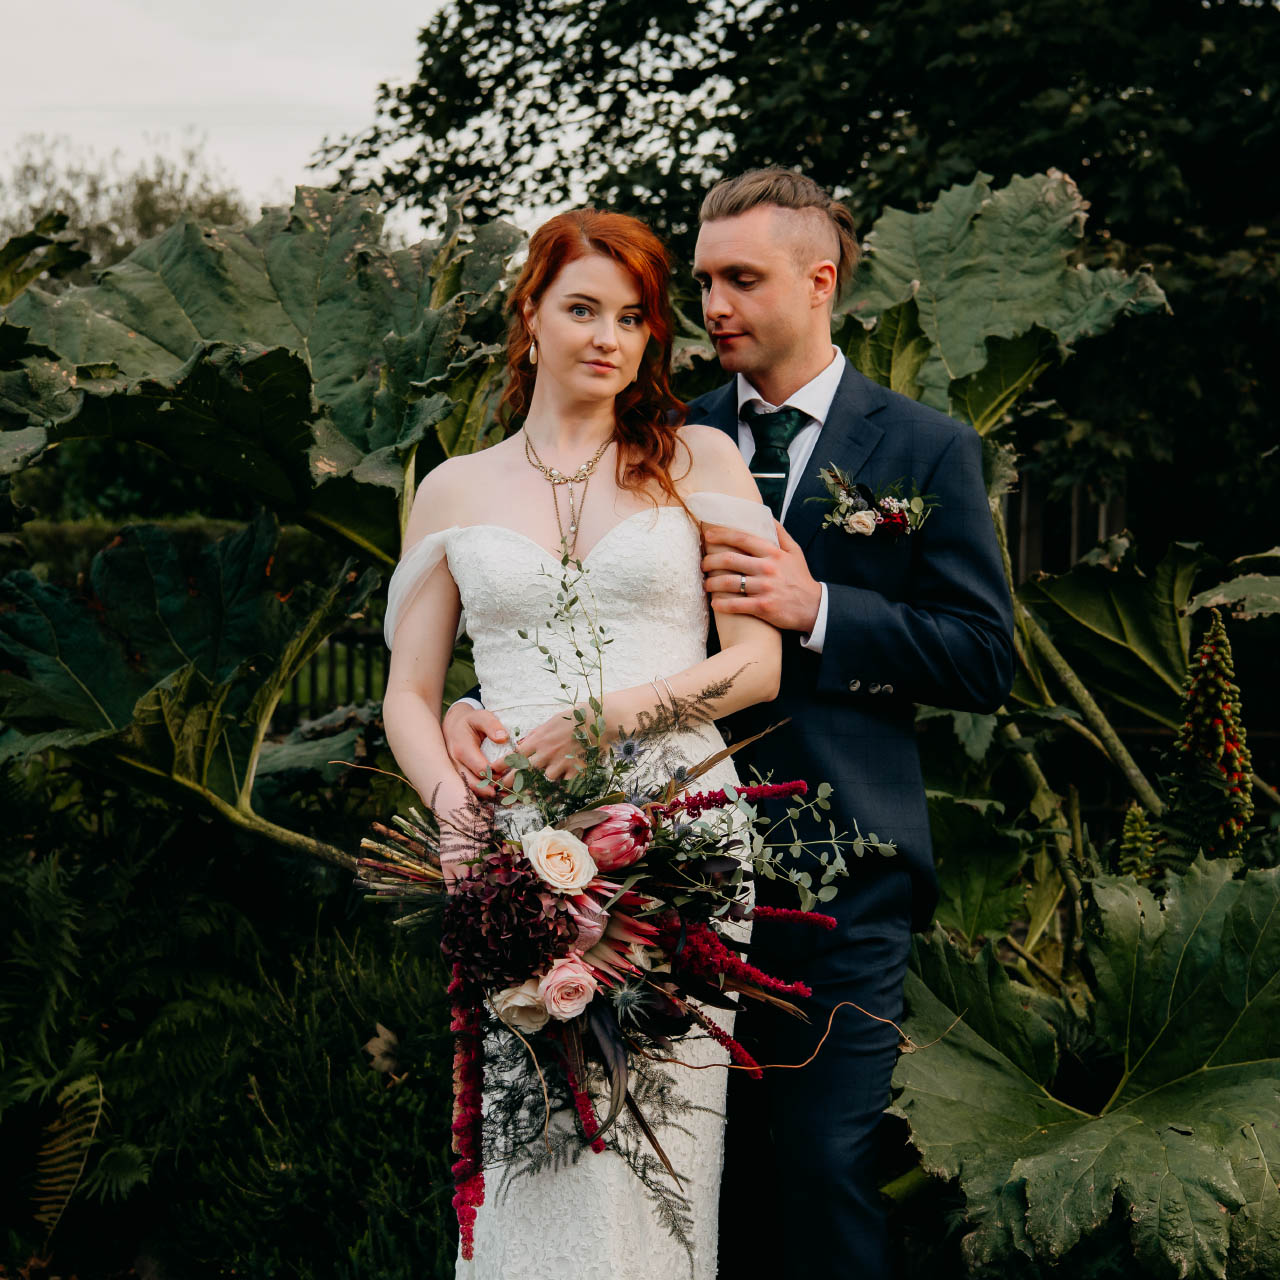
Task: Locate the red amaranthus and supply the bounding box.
[448,966,486,1260]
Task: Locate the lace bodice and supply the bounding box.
[385,492,776,741]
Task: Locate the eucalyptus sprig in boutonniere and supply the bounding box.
[808,464,939,538]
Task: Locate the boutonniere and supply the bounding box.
[808,465,939,537]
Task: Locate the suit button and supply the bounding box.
[869,683,881,695]
[882,683,893,695]
[848,679,860,692]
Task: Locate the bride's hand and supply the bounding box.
[506,707,591,783]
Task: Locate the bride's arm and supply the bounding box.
[515,427,782,776]
[383,467,485,882]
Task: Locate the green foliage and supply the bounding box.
[1016,535,1213,728]
[895,859,1280,1277]
[0,512,376,866]
[839,172,1167,428]
[0,133,250,292]
[0,760,454,1276]
[929,794,1028,945]
[1189,550,1280,623]
[0,212,90,307]
[1,187,521,561]
[1168,611,1254,861]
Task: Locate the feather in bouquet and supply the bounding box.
[355,556,895,1258]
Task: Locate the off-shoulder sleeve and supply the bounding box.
[684,491,779,545]
[383,527,456,649]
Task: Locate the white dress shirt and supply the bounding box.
[735,345,846,652]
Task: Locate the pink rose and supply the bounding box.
[584,803,652,872]
[537,956,598,1020]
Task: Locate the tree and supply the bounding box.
[325,0,1280,558]
[0,134,250,291]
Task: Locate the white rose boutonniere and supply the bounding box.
[808,464,939,539]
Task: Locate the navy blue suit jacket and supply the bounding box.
[689,363,1015,929]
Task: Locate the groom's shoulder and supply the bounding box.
[837,365,976,455]
[684,380,736,427]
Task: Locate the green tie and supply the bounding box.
[745,405,810,518]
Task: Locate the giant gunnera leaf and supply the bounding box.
[840,171,1168,431]
[893,858,1280,1278]
[0,189,521,562]
[0,512,376,866]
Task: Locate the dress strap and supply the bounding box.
[383,527,457,649]
[684,492,778,545]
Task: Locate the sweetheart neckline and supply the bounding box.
[452,504,694,566]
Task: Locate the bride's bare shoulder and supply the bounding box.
[675,422,759,501]
[405,437,518,539]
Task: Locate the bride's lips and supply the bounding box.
[583,359,619,371]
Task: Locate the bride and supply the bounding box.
[381,209,781,1278]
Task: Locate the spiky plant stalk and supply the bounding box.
[1116,803,1158,878]
[1169,610,1254,858]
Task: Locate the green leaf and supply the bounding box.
[1,189,521,561]
[1188,550,1280,621]
[0,513,375,849]
[929,795,1027,944]
[840,172,1167,424]
[894,860,1280,1277]
[843,298,930,400]
[1018,536,1214,727]
[0,211,91,306]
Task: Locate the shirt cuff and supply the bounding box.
[800,583,830,653]
[450,696,484,711]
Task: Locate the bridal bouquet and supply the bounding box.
[356,557,893,1257]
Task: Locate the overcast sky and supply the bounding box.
[3,0,442,231]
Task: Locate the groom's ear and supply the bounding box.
[809,259,838,309]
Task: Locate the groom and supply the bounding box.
[441,167,1013,1274]
[688,169,1013,1276]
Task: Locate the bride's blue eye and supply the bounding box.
[570,304,591,318]
[620,314,643,327]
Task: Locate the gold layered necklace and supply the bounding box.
[522,428,614,558]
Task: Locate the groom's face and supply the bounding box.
[692,206,816,381]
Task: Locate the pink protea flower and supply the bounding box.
[583,803,652,872]
[568,898,609,950]
[581,909,660,982]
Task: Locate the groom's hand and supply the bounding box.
[442,700,509,798]
[701,520,822,633]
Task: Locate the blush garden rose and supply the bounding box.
[537,956,598,1020]
[522,825,598,893]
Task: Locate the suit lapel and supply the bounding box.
[784,364,888,550]
[688,381,739,440]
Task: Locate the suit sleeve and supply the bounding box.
[814,427,1015,712]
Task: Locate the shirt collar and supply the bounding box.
[736,344,845,426]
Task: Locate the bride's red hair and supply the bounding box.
[499,209,688,504]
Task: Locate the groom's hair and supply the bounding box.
[699,168,860,298]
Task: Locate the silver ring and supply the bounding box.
[738,574,748,596]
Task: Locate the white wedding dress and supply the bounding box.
[384,493,776,1280]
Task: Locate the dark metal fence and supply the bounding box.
[276,625,388,726]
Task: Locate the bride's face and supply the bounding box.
[525,254,651,401]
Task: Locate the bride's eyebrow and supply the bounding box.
[564,292,642,309]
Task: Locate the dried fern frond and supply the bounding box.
[32,1074,104,1240]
